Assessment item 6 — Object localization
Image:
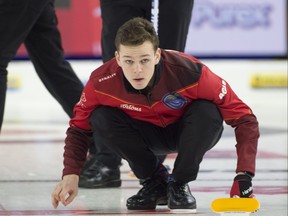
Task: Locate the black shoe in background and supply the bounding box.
[79,156,121,188]
[126,178,168,210]
[167,182,197,210]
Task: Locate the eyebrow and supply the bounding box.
[122,54,151,58]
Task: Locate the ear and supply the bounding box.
[115,51,121,66]
[155,48,161,64]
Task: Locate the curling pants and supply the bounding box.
[90,100,223,183]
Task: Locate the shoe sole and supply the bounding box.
[168,205,197,211]
[170,209,197,213]
[168,200,197,210]
[79,179,121,188]
[127,197,167,210]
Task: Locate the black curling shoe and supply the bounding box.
[167,182,197,210]
[126,178,168,210]
[79,157,121,188]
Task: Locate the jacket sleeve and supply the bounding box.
[197,65,260,176]
[62,127,92,177]
[226,114,259,176]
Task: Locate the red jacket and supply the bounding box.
[63,50,259,177]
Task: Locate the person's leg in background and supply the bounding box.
[158,0,194,52]
[100,0,150,62]
[24,0,83,118]
[0,0,48,131]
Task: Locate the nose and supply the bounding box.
[134,63,142,73]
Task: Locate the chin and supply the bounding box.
[133,84,146,90]
[134,86,144,90]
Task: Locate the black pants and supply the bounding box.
[90,100,223,183]
[0,0,83,131]
[100,0,194,62]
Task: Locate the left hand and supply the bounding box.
[230,173,254,198]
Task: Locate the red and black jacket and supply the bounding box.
[63,49,259,177]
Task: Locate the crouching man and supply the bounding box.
[51,17,259,211]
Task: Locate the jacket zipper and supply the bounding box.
[146,92,167,127]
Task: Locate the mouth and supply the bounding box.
[133,78,144,82]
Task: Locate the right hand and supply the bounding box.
[51,174,79,208]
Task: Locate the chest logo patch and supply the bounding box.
[162,92,189,110]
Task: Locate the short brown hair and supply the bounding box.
[115,17,159,52]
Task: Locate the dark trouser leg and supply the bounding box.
[88,110,165,169]
[0,67,7,132]
[24,1,83,118]
[158,0,194,52]
[100,0,149,63]
[90,106,169,179]
[0,0,48,131]
[167,100,222,210]
[0,0,83,124]
[173,100,223,183]
[90,138,122,169]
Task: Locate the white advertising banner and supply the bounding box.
[185,0,287,57]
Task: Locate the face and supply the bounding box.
[115,41,161,90]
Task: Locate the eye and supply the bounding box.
[141,59,149,64]
[125,60,133,64]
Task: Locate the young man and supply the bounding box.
[79,0,195,188]
[51,17,259,211]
